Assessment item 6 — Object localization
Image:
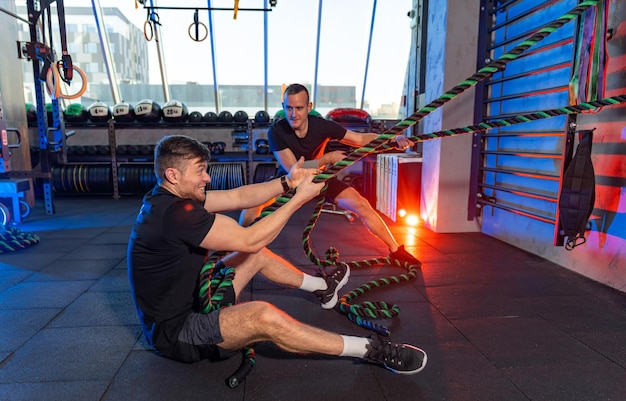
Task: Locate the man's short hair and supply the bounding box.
[284,83,310,103]
[154,135,211,183]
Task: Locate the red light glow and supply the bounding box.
[406,214,419,227]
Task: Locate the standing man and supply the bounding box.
[128,135,427,374]
[240,83,420,265]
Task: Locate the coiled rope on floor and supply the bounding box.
[0,225,40,253]
[257,0,610,337]
[195,0,622,384]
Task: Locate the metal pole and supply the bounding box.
[207,0,220,112]
[91,0,121,104]
[263,0,269,111]
[313,0,323,108]
[150,0,171,102]
[360,0,377,110]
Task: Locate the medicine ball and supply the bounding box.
[254,110,270,124]
[309,109,322,117]
[25,103,37,125]
[203,111,218,123]
[88,101,112,123]
[218,110,233,123]
[212,141,226,155]
[63,103,89,124]
[233,110,248,123]
[161,99,189,123]
[274,109,286,121]
[255,139,269,155]
[134,99,162,123]
[188,111,203,123]
[112,101,136,123]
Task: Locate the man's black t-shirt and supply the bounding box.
[268,115,346,175]
[128,186,215,357]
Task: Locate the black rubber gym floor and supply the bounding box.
[1,196,625,401]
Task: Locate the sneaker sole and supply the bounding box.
[321,265,350,310]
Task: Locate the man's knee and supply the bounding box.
[337,189,372,213]
[228,300,286,329]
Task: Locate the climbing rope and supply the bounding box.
[198,253,255,388]
[0,225,40,253]
[256,0,608,336]
[194,0,620,382]
[408,95,626,142]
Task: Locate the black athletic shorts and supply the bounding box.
[168,262,238,363]
[322,177,350,203]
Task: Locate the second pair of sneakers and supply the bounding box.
[313,262,350,309]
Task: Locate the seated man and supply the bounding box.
[128,135,427,375]
[239,83,420,265]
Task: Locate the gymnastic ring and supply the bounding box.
[0,202,9,226]
[19,200,31,218]
[188,21,208,42]
[144,20,154,41]
[45,62,88,100]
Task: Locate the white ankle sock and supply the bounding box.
[299,273,327,292]
[339,335,371,358]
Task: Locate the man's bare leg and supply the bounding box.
[218,301,345,354]
[335,187,400,252]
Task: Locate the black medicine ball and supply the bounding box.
[88,101,112,123]
[112,101,136,123]
[188,111,203,123]
[233,110,248,123]
[254,110,270,123]
[26,103,37,124]
[218,110,233,123]
[135,99,162,123]
[203,111,218,123]
[161,100,189,123]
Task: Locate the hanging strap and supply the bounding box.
[558,129,596,250]
[569,0,608,104]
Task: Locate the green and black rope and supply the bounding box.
[314,0,603,183]
[261,0,603,217]
[0,225,40,253]
[409,95,626,141]
[257,0,607,337]
[198,253,256,388]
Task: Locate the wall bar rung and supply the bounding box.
[477,199,556,225]
[479,183,558,203]
[481,166,560,181]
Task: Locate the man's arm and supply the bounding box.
[341,130,414,149]
[273,130,415,174]
[274,148,344,172]
[199,175,324,253]
[204,157,315,213]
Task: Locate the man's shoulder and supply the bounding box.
[309,115,345,138]
[268,118,290,134]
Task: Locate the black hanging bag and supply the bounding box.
[558,129,596,250]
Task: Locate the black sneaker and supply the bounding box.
[364,333,427,375]
[389,245,421,266]
[313,262,350,310]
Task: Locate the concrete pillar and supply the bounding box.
[421,0,480,233]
